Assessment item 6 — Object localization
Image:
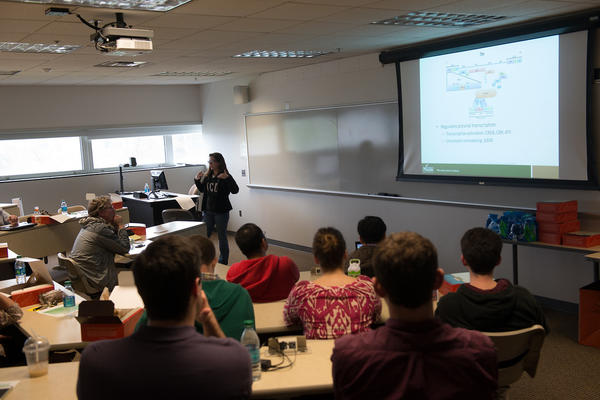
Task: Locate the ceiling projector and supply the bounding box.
[93,26,154,54]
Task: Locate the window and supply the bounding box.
[91,136,166,168]
[0,124,202,180]
[171,132,205,165]
[0,137,82,177]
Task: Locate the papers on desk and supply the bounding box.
[175,195,196,211]
[50,214,75,224]
[38,304,78,318]
[128,240,151,256]
[109,286,144,309]
[0,381,18,399]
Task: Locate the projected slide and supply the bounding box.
[419,35,559,178]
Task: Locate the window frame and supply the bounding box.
[0,123,202,182]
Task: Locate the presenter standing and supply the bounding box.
[195,152,239,265]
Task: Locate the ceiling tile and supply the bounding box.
[142,14,236,29]
[249,3,347,20]
[0,19,49,34]
[216,18,303,32]
[274,20,358,35]
[172,0,286,16]
[318,7,411,23]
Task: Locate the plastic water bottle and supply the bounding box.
[144,183,150,195]
[60,200,68,214]
[63,280,76,308]
[14,257,27,285]
[348,259,361,277]
[33,206,41,224]
[240,320,261,382]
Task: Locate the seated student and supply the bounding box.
[70,196,130,295]
[344,215,387,277]
[436,227,548,332]
[0,295,26,367]
[136,234,255,340]
[227,223,299,303]
[284,227,381,339]
[77,236,252,400]
[332,232,498,399]
[0,209,18,226]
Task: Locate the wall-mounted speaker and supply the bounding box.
[233,85,249,104]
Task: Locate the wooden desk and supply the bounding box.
[0,361,78,400]
[0,339,335,400]
[121,192,198,227]
[0,208,129,259]
[252,339,335,398]
[146,221,206,240]
[504,239,600,284]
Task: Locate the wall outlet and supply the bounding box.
[241,169,246,177]
[239,210,242,217]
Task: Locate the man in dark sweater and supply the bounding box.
[77,236,252,400]
[332,232,498,399]
[436,227,548,332]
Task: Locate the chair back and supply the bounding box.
[162,208,195,223]
[482,324,545,387]
[57,252,96,298]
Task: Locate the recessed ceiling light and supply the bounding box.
[6,0,191,12]
[372,12,507,27]
[0,42,80,54]
[95,61,148,67]
[151,72,234,77]
[233,50,331,58]
[0,70,20,76]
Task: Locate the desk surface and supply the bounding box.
[146,220,206,240]
[0,208,129,259]
[503,239,600,254]
[120,192,198,203]
[0,339,335,399]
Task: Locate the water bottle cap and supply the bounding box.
[65,280,71,285]
[243,320,254,327]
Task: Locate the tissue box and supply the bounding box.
[10,284,54,307]
[536,200,578,213]
[562,232,600,248]
[0,243,7,259]
[76,300,143,342]
[536,212,577,224]
[125,223,146,238]
[538,220,581,235]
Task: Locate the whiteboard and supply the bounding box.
[245,102,399,194]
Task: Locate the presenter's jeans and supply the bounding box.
[203,211,230,265]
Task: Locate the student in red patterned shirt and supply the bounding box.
[283,227,381,339]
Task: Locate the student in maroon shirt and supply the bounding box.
[332,232,498,400]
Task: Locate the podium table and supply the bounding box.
[120,192,198,227]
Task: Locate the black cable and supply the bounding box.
[74,13,99,31]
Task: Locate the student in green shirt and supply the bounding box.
[136,235,254,340]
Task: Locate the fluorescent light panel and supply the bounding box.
[233,50,331,58]
[95,61,147,67]
[6,0,191,12]
[151,71,233,77]
[372,12,507,27]
[0,42,80,54]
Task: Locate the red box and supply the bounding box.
[579,281,600,348]
[76,300,143,342]
[536,200,578,213]
[112,201,123,210]
[538,232,562,245]
[538,220,581,234]
[10,284,54,307]
[125,223,146,237]
[562,232,600,248]
[536,211,577,223]
[0,243,8,259]
[33,215,56,225]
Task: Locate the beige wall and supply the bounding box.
[199,54,600,304]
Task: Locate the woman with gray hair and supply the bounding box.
[70,196,130,297]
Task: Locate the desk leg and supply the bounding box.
[594,261,599,282]
[512,242,519,285]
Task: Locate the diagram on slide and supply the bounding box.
[446,56,518,118]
